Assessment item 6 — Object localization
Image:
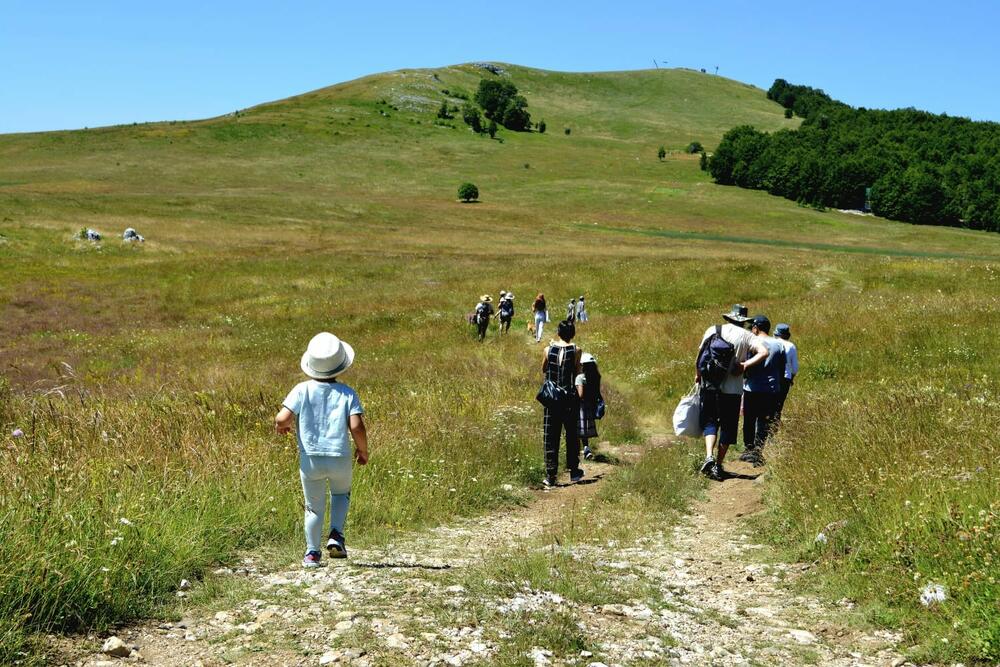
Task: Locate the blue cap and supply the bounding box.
[775,323,791,339]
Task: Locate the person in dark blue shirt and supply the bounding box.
[740,315,786,467]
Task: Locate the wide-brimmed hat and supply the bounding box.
[581,352,596,364]
[480,294,492,303]
[722,303,751,325]
[774,323,791,339]
[300,332,355,380]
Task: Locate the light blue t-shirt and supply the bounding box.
[283,380,364,457]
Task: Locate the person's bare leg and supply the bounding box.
[704,434,717,460]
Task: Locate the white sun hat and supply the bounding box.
[581,352,596,364]
[300,332,355,380]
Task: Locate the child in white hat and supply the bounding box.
[274,332,369,568]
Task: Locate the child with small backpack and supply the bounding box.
[274,332,369,568]
[498,293,514,334]
[575,352,604,460]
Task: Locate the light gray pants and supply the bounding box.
[299,454,352,553]
[534,311,546,342]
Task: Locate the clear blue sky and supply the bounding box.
[3,0,999,133]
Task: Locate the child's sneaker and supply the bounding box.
[583,445,594,460]
[326,529,347,559]
[302,551,322,569]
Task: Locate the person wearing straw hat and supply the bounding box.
[274,332,369,568]
[498,292,515,334]
[474,294,494,342]
[696,304,767,481]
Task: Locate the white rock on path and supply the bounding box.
[319,650,341,664]
[787,629,818,645]
[101,636,131,658]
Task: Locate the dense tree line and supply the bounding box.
[710,80,1000,232]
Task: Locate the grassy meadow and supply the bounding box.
[0,63,998,662]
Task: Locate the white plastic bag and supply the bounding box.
[672,383,702,438]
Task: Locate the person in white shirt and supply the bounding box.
[696,304,768,481]
[773,323,798,421]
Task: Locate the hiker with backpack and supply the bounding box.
[576,352,604,460]
[738,316,787,467]
[538,320,585,487]
[696,304,768,481]
[474,295,494,342]
[532,294,548,343]
[498,293,515,334]
[772,323,798,422]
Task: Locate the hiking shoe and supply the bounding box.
[302,551,322,569]
[326,529,347,559]
[738,449,756,463]
[542,476,556,489]
[700,456,716,476]
[570,468,585,483]
[750,452,766,468]
[583,446,594,460]
[712,462,727,480]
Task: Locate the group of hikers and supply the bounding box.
[472,292,589,343]
[695,304,799,481]
[272,300,797,568]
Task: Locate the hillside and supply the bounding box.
[0,64,998,664]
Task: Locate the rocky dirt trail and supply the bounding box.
[70,445,911,667]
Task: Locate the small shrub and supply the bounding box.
[437,101,452,120]
[488,120,498,139]
[524,163,530,169]
[462,104,483,133]
[458,182,479,202]
[686,141,704,154]
[784,108,794,119]
[564,127,571,135]
[658,146,666,161]
[699,151,708,171]
[538,120,546,134]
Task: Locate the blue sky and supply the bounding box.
[2,1,999,133]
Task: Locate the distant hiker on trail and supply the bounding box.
[540,320,584,487]
[696,304,768,481]
[532,294,548,343]
[739,315,786,467]
[274,332,369,568]
[474,295,494,342]
[566,298,577,323]
[772,323,798,422]
[576,295,588,323]
[498,293,515,334]
[576,352,603,461]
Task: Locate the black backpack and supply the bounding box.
[696,325,735,391]
[476,302,492,323]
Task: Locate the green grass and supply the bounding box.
[1,62,999,662]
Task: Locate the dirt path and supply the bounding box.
[70,448,909,667]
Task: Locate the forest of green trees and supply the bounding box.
[708,79,1000,231]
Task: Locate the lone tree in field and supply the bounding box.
[458,182,479,202]
[686,141,704,154]
[658,146,667,161]
[538,120,546,134]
